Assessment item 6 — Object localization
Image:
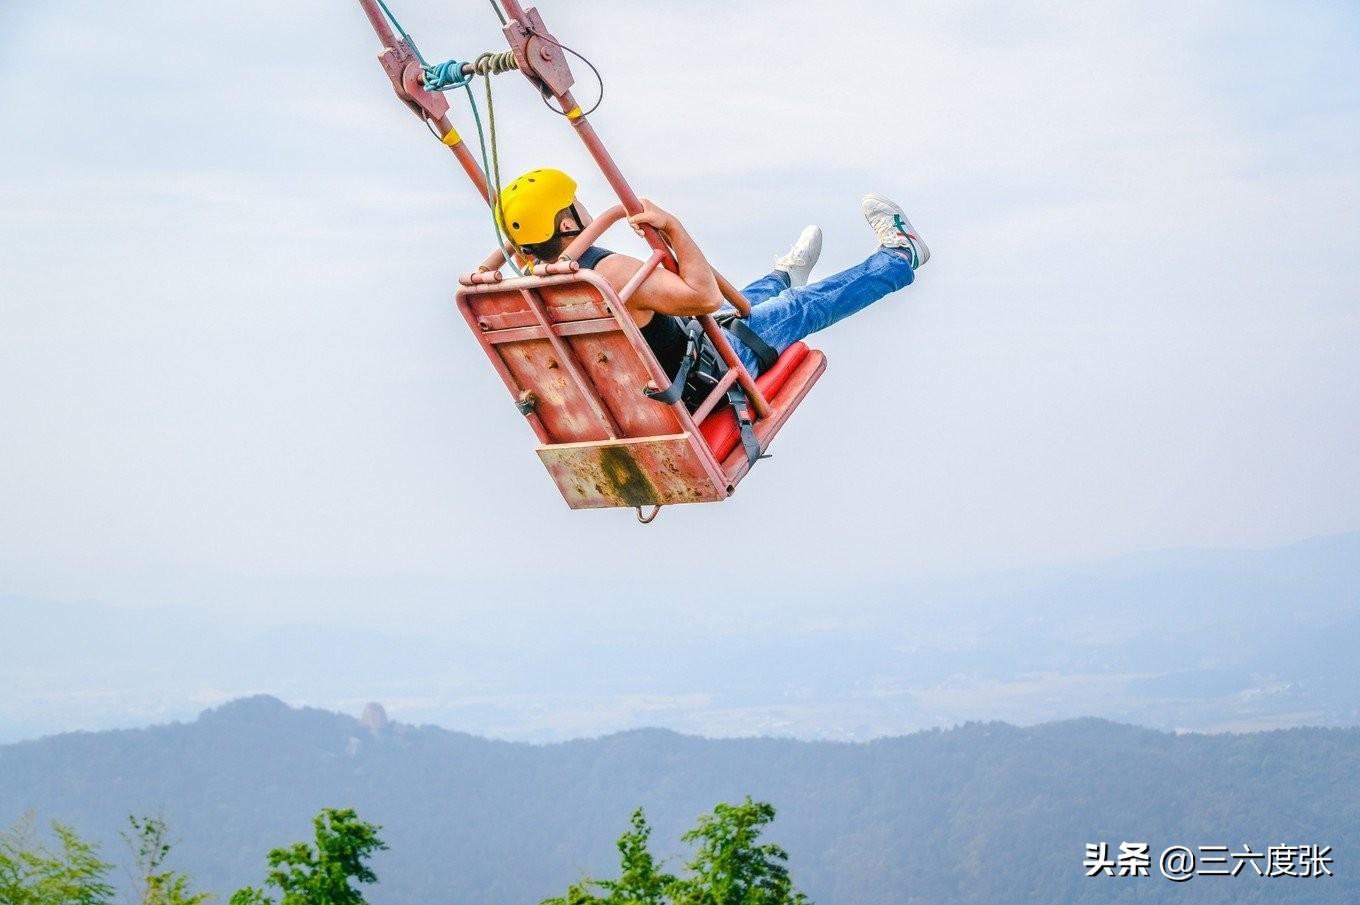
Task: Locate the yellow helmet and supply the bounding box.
[497,168,578,246]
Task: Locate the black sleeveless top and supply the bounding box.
[575,246,688,379]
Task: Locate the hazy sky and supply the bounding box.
[2,1,1357,739]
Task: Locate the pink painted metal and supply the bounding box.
[514,284,623,439]
[689,369,740,424]
[559,206,629,262]
[357,0,493,203]
[540,260,580,276]
[712,269,754,318]
[617,252,666,305]
[500,6,576,97]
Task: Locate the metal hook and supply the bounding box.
[635,505,661,525]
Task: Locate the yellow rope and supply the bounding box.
[475,51,522,274]
[471,50,518,76]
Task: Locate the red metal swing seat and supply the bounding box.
[456,232,825,510]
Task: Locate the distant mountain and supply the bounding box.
[2,698,1356,904]
[5,532,1358,746]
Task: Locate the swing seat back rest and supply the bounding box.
[455,266,825,510]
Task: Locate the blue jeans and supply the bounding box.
[720,247,915,375]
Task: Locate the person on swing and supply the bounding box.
[497,168,929,382]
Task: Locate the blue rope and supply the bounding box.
[374,0,521,275]
[375,0,473,92]
[373,0,428,66]
[422,59,472,92]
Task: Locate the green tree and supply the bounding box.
[672,798,807,905]
[0,814,115,905]
[229,809,386,905]
[543,799,807,905]
[123,816,210,905]
[543,808,677,905]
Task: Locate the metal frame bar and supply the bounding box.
[616,251,666,303]
[516,286,621,439]
[689,370,740,424]
[452,291,552,444]
[482,317,617,345]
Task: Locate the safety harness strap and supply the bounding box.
[720,315,780,373]
[640,318,767,468]
[642,319,706,405]
[724,380,764,466]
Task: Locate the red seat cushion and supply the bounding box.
[699,342,811,462]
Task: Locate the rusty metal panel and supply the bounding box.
[464,287,537,332]
[466,281,612,332]
[499,337,611,443]
[537,434,728,509]
[539,282,612,323]
[565,332,684,439]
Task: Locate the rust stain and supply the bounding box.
[595,445,658,507]
[537,436,726,510]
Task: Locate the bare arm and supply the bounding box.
[593,200,723,320]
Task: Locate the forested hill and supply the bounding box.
[2,697,1357,904]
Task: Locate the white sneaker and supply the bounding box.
[774,224,823,287]
[861,192,929,269]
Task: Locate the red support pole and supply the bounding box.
[356,0,493,204]
[357,0,401,48]
[494,0,676,269]
[492,0,771,416]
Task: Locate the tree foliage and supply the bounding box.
[229,808,386,905]
[674,798,806,905]
[543,799,807,905]
[543,808,676,905]
[123,816,210,905]
[0,814,115,905]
